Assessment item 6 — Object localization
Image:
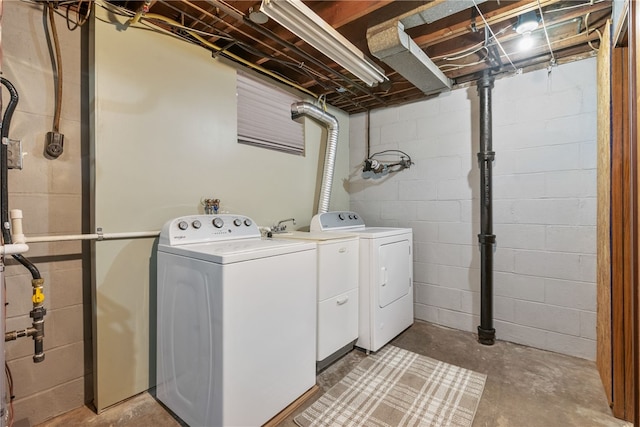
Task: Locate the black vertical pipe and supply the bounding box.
[1,78,45,362]
[477,72,496,345]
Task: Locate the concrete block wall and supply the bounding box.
[349,57,597,360]
[3,1,90,424]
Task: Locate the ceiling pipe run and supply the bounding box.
[291,102,338,214]
[477,71,496,346]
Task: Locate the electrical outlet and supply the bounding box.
[6,138,22,170]
[45,131,64,158]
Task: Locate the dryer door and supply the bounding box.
[378,239,411,307]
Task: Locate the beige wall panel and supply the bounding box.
[91,6,349,411]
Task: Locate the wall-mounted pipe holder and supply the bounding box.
[6,138,22,169]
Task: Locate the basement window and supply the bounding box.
[237,72,304,155]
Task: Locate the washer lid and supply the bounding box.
[158,238,316,264]
[271,231,358,242]
[345,227,412,239]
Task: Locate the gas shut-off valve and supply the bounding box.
[362,149,413,177]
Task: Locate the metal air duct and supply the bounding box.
[291,102,339,214]
[367,20,451,95]
[366,0,486,95]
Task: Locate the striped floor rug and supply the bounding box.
[294,345,486,427]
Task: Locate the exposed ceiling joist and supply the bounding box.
[110,0,612,113]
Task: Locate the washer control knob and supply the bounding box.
[244,218,252,227]
[178,221,189,230]
[353,214,359,220]
[338,213,345,220]
[192,220,201,229]
[212,217,224,228]
[233,218,242,227]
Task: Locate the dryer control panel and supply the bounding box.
[310,211,365,232]
[160,214,260,246]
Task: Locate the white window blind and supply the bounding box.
[237,72,304,155]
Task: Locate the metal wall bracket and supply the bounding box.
[4,138,22,170]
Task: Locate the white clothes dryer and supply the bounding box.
[311,211,413,353]
[156,214,317,427]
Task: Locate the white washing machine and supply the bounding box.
[156,214,317,427]
[311,211,413,353]
[271,231,359,371]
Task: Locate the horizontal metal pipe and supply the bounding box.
[5,327,35,342]
[25,231,160,243]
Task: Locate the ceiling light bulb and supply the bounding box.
[519,32,535,51]
[248,7,269,24]
[515,11,539,35]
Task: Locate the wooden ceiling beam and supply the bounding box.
[444,27,602,79]
[426,1,611,60]
[311,0,396,28]
[410,0,566,48]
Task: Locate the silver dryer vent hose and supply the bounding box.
[291,102,339,214]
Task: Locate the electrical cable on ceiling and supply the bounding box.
[545,0,605,14]
[440,58,489,70]
[471,0,518,73]
[156,0,349,97]
[537,0,556,65]
[584,12,602,52]
[430,26,510,62]
[96,0,383,112]
[145,11,368,110]
[191,0,389,103]
[151,18,236,42]
[317,94,328,112]
[47,2,63,134]
[442,46,488,62]
[44,2,65,158]
[97,1,363,109]
[235,40,328,82]
[135,12,320,98]
[65,0,92,31]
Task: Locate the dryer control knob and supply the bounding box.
[212,217,224,228]
[233,218,242,226]
[244,218,252,227]
[353,214,359,220]
[338,213,345,220]
[192,220,201,229]
[178,221,189,230]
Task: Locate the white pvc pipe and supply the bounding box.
[25,231,160,243]
[10,209,25,244]
[1,243,29,255]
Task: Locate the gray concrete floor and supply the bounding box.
[36,320,631,427]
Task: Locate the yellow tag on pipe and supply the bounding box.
[32,288,45,304]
